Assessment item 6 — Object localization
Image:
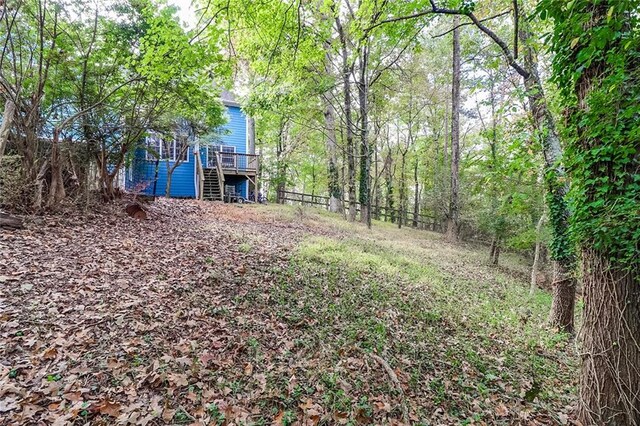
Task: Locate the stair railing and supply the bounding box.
[214,151,225,200]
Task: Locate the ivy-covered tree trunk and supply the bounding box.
[579,252,639,425]
[540,1,640,422]
[357,47,371,227]
[520,26,576,334]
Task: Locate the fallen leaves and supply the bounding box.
[0,199,578,425]
[95,400,121,417]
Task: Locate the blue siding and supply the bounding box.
[125,104,249,199]
[221,106,247,154]
[126,148,197,198]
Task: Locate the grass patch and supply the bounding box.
[266,231,577,424]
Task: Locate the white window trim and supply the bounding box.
[145,133,190,163]
[173,137,190,163]
[145,133,162,161]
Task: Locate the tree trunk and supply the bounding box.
[530,213,546,296]
[357,48,370,227]
[489,238,501,265]
[47,128,66,208]
[0,98,16,165]
[492,242,500,265]
[566,4,639,421]
[578,251,640,425]
[412,159,419,228]
[165,169,173,198]
[336,15,356,222]
[324,101,342,213]
[446,16,461,242]
[398,152,406,229]
[548,261,575,332]
[520,30,575,333]
[384,151,394,224]
[32,160,48,211]
[321,36,342,214]
[247,117,256,154]
[374,142,381,220]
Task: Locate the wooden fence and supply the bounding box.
[277,190,438,230]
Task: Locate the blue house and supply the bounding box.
[126,94,258,201]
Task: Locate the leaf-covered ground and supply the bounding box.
[1,200,578,425]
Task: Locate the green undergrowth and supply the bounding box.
[264,222,577,423]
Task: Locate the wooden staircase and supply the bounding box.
[203,168,223,201]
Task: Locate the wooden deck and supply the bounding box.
[207,152,259,176]
[202,152,259,202]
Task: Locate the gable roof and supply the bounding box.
[221,90,241,108]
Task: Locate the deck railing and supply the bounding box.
[207,152,259,174]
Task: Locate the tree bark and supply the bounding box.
[412,159,419,228]
[445,16,461,242]
[489,238,501,265]
[195,143,204,200]
[398,150,407,229]
[324,101,342,213]
[47,128,66,209]
[0,98,16,165]
[570,4,640,421]
[530,213,546,296]
[165,170,173,198]
[520,30,575,333]
[335,15,356,222]
[357,47,371,227]
[578,251,640,425]
[384,151,394,224]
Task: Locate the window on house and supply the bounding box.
[145,133,162,160]
[146,134,189,162]
[174,136,189,162]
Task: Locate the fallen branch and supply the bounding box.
[369,353,410,425]
[178,405,197,422]
[0,212,24,229]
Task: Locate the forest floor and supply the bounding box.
[1,199,579,426]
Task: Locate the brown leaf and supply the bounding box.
[332,411,349,424]
[374,401,391,413]
[495,403,509,417]
[62,392,83,402]
[274,410,285,425]
[168,373,189,388]
[199,352,216,365]
[96,400,121,417]
[42,347,58,360]
[244,362,253,376]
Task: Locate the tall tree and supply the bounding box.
[446,15,461,241]
[541,0,640,423]
[334,11,357,222]
[376,0,577,332]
